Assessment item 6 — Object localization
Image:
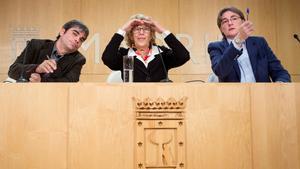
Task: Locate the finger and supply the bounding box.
[43,60,57,72]
[29,74,38,82]
[30,74,41,82]
[29,77,35,82]
[143,19,153,24]
[132,19,143,26]
[41,63,52,73]
[47,60,57,70]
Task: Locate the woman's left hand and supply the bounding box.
[144,18,166,34]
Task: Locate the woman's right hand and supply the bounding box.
[121,19,143,32]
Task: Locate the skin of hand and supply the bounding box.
[235,20,254,41]
[121,19,144,32]
[29,73,41,82]
[143,18,166,34]
[35,59,57,74]
[121,17,167,34]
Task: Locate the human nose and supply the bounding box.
[74,36,80,43]
[138,28,145,33]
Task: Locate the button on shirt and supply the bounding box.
[228,39,256,82]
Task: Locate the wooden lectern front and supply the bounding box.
[0,83,299,169]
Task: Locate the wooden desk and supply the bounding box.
[0,83,299,169]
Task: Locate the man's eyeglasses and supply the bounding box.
[132,26,151,34]
[221,16,241,25]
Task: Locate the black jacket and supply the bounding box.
[102,33,190,82]
[8,39,86,82]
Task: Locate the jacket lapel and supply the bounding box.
[222,39,241,79]
[38,41,55,62]
[246,38,258,77]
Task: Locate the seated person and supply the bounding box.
[102,14,190,82]
[8,19,89,82]
[208,7,291,82]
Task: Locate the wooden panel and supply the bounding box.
[0,83,300,169]
[186,84,252,169]
[1,0,300,82]
[68,84,136,169]
[251,83,300,169]
[67,83,252,169]
[275,0,300,75]
[0,84,69,169]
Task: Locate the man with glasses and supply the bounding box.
[102,14,190,82]
[208,7,290,82]
[8,19,89,82]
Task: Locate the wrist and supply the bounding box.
[233,36,244,48]
[161,30,171,39]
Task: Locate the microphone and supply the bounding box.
[17,40,30,83]
[156,45,172,82]
[293,34,300,44]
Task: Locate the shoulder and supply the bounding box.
[71,52,86,64]
[30,39,54,45]
[28,39,55,49]
[208,40,224,47]
[208,40,227,52]
[247,36,267,43]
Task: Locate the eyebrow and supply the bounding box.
[222,15,240,20]
[72,29,80,35]
[72,29,86,41]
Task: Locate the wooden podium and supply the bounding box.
[0,83,299,169]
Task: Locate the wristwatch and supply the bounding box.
[233,37,244,48]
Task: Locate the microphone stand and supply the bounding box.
[157,46,172,82]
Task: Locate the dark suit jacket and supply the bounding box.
[102,33,190,82]
[208,36,291,82]
[8,39,86,82]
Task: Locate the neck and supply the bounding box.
[55,40,68,55]
[136,47,149,55]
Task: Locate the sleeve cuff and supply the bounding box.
[117,29,126,37]
[232,40,243,50]
[161,30,171,39]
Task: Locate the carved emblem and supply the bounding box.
[133,97,187,169]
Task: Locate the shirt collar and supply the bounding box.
[128,45,161,67]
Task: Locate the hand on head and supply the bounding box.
[122,17,166,34]
[143,18,166,34]
[122,19,145,32]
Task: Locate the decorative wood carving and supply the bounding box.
[133,97,187,169]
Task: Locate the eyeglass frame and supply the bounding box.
[132,26,151,34]
[221,16,242,26]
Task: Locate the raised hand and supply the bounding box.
[143,18,166,34]
[236,20,254,41]
[121,19,144,32]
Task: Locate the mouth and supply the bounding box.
[229,28,235,31]
[70,42,78,48]
[137,37,146,41]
